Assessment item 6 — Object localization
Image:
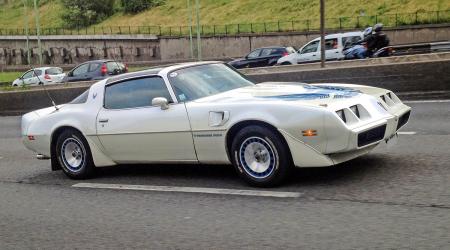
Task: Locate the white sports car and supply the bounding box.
[22,61,411,186]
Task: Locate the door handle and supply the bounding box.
[99,118,109,123]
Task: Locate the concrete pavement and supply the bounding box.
[0,101,449,249]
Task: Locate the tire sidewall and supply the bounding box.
[231,126,291,187]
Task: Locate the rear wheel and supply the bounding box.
[231,125,292,187]
[56,129,95,179]
[281,61,292,65]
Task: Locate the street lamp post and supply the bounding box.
[23,0,31,65]
[33,0,42,65]
[195,0,201,61]
[320,0,325,68]
[187,0,194,59]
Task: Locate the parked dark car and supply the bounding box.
[228,46,296,69]
[64,60,128,82]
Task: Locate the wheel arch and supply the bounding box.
[225,120,293,164]
[50,126,84,171]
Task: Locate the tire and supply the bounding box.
[281,62,292,65]
[231,125,292,187]
[55,129,95,179]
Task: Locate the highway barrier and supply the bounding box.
[1,53,449,116]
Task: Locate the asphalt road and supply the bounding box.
[0,101,449,249]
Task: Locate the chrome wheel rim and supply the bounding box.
[61,137,85,172]
[239,137,276,179]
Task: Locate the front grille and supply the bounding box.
[397,111,411,130]
[358,124,387,147]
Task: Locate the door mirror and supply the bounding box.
[68,71,73,77]
[152,97,169,110]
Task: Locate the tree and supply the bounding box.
[121,0,164,14]
[61,0,115,28]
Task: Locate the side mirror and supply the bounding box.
[152,97,169,110]
[68,71,73,77]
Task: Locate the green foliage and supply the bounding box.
[60,0,116,28]
[121,0,164,14]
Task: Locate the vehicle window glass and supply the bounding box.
[70,89,90,104]
[301,40,319,53]
[46,68,63,75]
[105,77,172,109]
[247,49,261,59]
[72,64,89,76]
[106,62,120,72]
[33,70,42,76]
[22,71,33,79]
[325,38,339,50]
[89,63,101,72]
[169,63,254,102]
[261,49,274,56]
[342,36,362,46]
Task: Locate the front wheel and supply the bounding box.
[231,125,293,187]
[56,129,95,179]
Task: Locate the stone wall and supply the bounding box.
[0,24,449,67]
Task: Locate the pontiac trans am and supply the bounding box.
[21,62,411,186]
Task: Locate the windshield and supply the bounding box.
[46,67,63,75]
[168,63,254,102]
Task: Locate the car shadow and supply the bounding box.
[91,153,390,188]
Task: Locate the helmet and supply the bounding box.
[373,23,383,33]
[363,27,373,37]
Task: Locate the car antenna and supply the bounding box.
[32,68,59,111]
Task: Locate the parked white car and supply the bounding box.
[12,67,66,87]
[21,62,411,187]
[277,32,363,65]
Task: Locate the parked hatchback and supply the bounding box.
[12,67,65,87]
[277,32,363,65]
[64,60,128,82]
[228,46,296,69]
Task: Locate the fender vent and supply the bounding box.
[358,124,386,147]
[397,111,411,130]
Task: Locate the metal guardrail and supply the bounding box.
[391,41,450,56]
[0,10,449,36]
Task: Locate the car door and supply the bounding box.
[297,40,320,63]
[20,70,34,85]
[68,63,90,82]
[245,49,262,68]
[324,38,341,60]
[96,76,197,163]
[258,48,276,67]
[29,69,43,85]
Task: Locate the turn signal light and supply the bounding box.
[302,129,317,137]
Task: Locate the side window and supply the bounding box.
[325,38,339,50]
[260,48,274,56]
[89,63,101,72]
[104,77,172,109]
[342,36,362,48]
[34,70,42,76]
[247,49,261,59]
[22,71,33,79]
[72,64,89,76]
[301,40,319,54]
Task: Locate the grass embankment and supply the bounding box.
[0,0,448,29]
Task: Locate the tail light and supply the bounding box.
[282,52,289,57]
[101,64,107,75]
[124,63,128,72]
[44,74,51,80]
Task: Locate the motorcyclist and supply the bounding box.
[365,23,390,57]
[343,27,372,59]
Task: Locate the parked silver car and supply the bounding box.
[12,67,66,87]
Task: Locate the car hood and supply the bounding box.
[193,82,364,106]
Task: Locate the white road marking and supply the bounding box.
[403,99,450,104]
[397,131,417,135]
[72,183,302,198]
